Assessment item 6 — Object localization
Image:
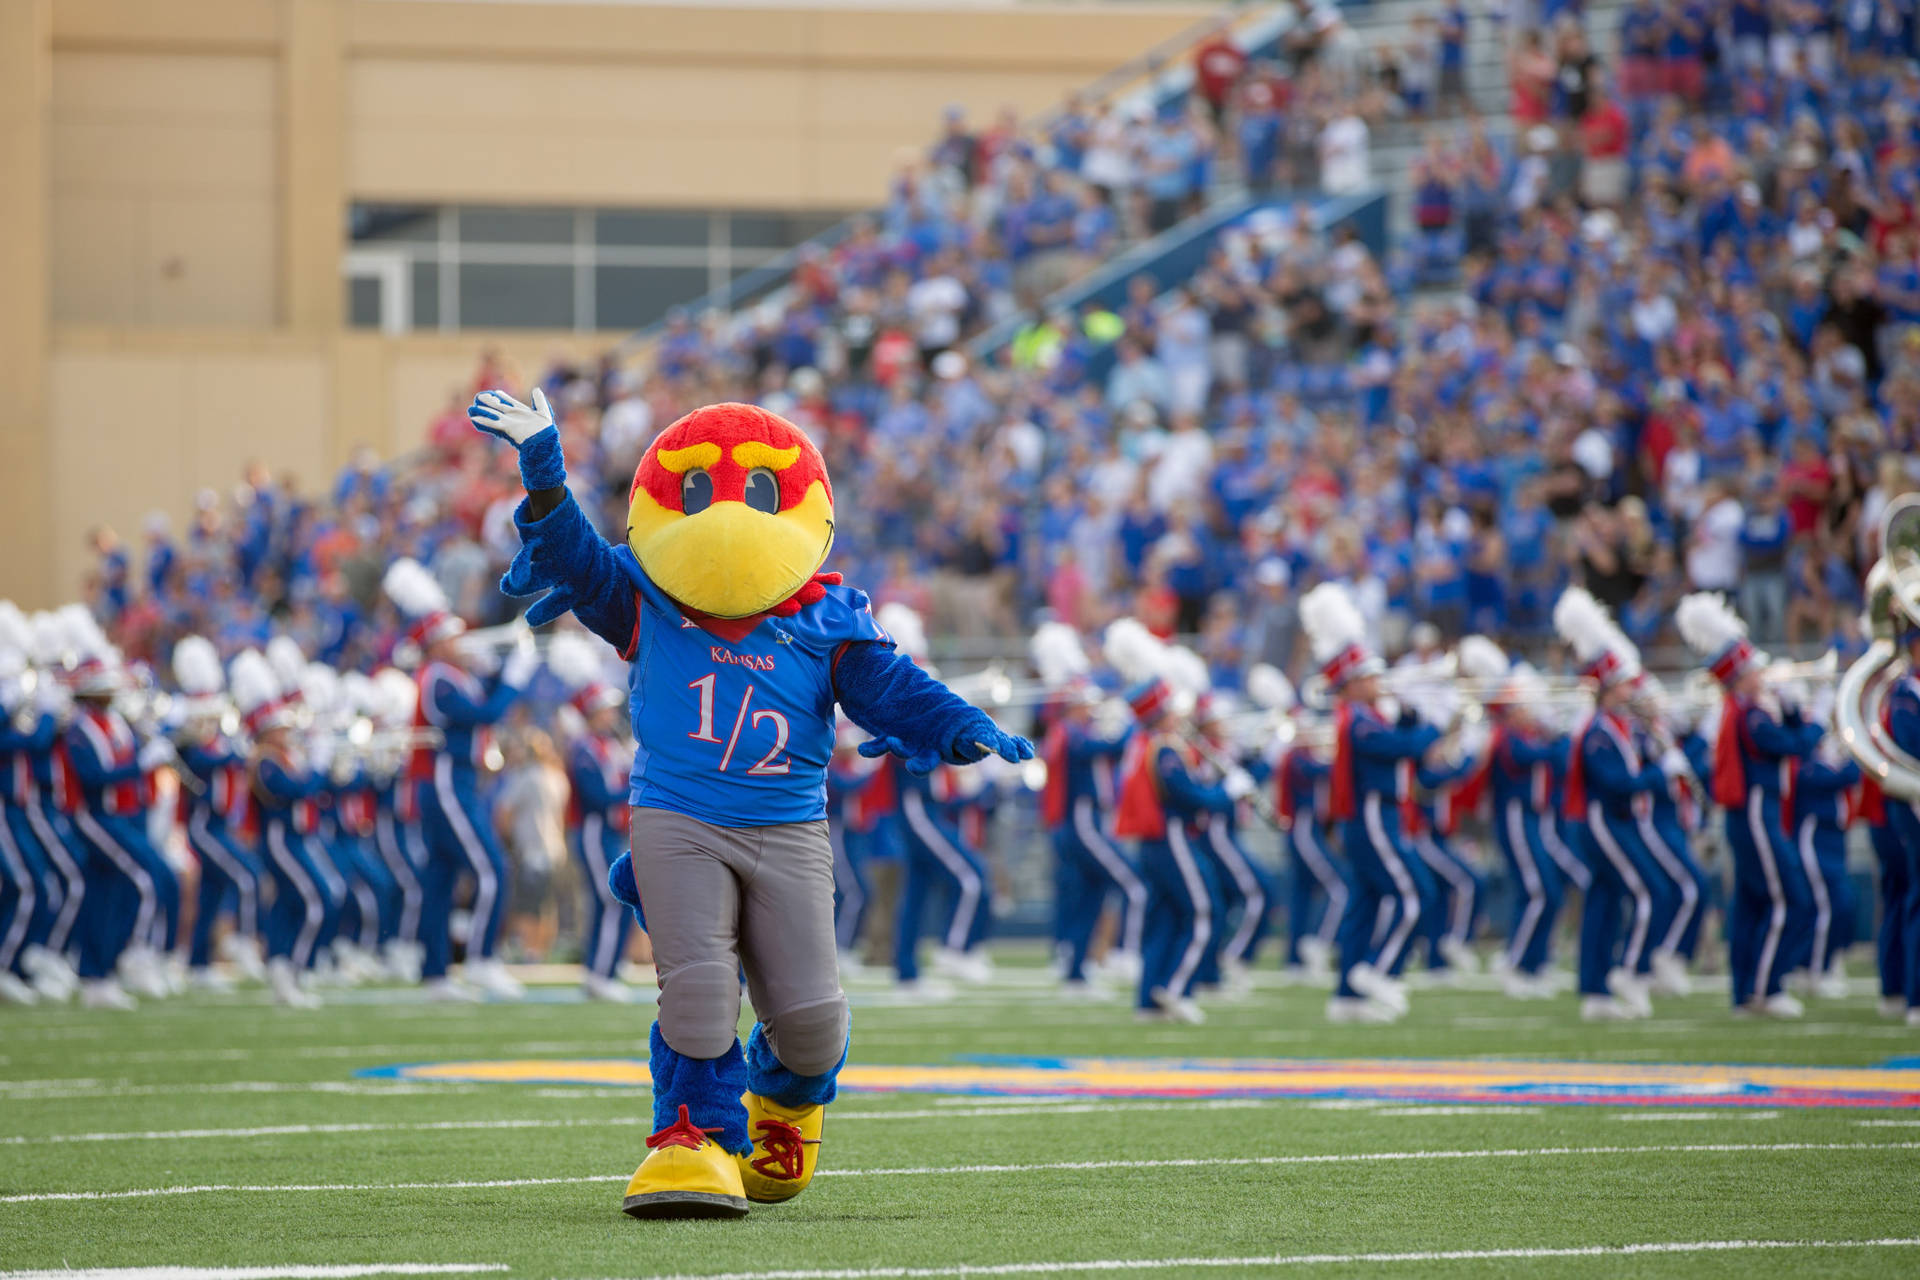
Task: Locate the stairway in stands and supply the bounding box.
[1341,0,1632,245]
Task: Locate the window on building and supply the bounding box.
[344,203,851,333]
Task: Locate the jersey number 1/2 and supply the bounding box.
[687,674,792,776]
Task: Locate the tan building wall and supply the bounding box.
[15,0,1216,604]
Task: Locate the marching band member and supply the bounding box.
[1110,674,1245,1023]
[232,649,334,1008]
[305,663,395,983]
[1556,589,1678,1021]
[1194,692,1277,990]
[883,604,994,990]
[1629,678,1708,998]
[368,668,428,983]
[15,612,89,1001]
[1859,772,1907,1018]
[1274,718,1345,982]
[385,560,538,1001]
[549,631,638,1002]
[1479,667,1571,998]
[1033,622,1144,994]
[1879,618,1920,1026]
[1794,736,1860,999]
[170,635,264,990]
[1677,592,1822,1018]
[0,632,49,1005]
[62,627,178,1006]
[895,758,994,989]
[1407,743,1487,982]
[1301,582,1438,1024]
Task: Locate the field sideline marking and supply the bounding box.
[5,1141,1916,1205]
[0,1267,507,1280]
[0,1099,1289,1146]
[602,1238,1920,1279]
[0,1081,485,1102]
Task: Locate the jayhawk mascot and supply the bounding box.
[469,387,1032,1220]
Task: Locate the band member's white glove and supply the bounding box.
[34,677,70,719]
[308,734,334,776]
[137,738,176,771]
[1658,747,1691,779]
[1224,768,1257,801]
[499,636,540,691]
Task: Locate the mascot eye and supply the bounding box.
[681,469,714,515]
[743,467,781,514]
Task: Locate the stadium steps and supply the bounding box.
[1342,0,1631,243]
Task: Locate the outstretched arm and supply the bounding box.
[833,640,1032,775]
[469,388,639,651]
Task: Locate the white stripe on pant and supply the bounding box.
[72,809,156,946]
[580,814,623,980]
[1585,802,1652,973]
[1206,820,1264,963]
[434,757,498,959]
[1413,832,1475,946]
[1292,819,1347,948]
[374,811,424,945]
[188,810,258,939]
[1074,796,1146,955]
[0,814,35,971]
[1795,815,1831,979]
[1504,800,1547,970]
[24,793,84,952]
[1637,815,1700,959]
[902,790,980,952]
[1539,815,1592,891]
[1363,794,1420,973]
[1747,788,1788,999]
[267,824,326,971]
[1164,824,1212,999]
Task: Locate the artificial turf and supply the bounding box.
[3,949,1919,1279]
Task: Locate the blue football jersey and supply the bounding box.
[625,567,886,827]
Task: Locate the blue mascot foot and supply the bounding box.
[649,1021,750,1156]
[744,1021,846,1109]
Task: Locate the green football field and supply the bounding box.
[5,950,1920,1280]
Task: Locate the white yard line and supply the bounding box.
[5,1142,1914,1205]
[0,1081,485,1102]
[0,1100,1287,1147]
[0,1268,507,1280]
[1857,1119,1920,1127]
[1371,1106,1540,1117]
[1614,1111,1780,1123]
[597,1238,1920,1280]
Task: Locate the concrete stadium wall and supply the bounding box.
[44,327,629,598]
[4,0,1216,605]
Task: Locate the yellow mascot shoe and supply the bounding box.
[737,1092,824,1204]
[621,1105,749,1219]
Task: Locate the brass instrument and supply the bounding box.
[1836,494,1920,800]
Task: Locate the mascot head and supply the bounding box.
[627,403,834,619]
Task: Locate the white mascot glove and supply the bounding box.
[137,738,176,772]
[1224,768,1257,801]
[499,635,540,691]
[469,388,557,448]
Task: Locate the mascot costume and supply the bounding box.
[468,387,1032,1220]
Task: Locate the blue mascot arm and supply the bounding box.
[504,491,639,655]
[834,640,1034,776]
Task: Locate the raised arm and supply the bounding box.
[1742,704,1822,760]
[469,388,639,652]
[1582,732,1665,798]
[1351,711,1441,763]
[420,666,521,730]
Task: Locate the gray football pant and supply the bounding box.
[630,806,848,1076]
